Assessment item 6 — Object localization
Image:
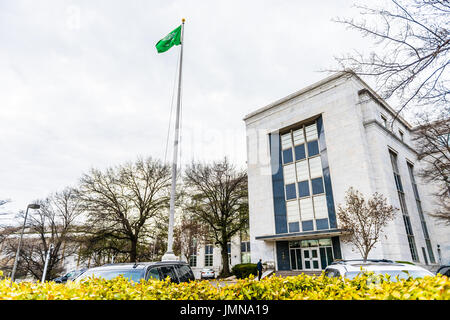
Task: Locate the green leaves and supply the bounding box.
[0,271,448,300]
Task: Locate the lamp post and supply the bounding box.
[41,243,54,282]
[10,203,40,283]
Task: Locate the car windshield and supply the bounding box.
[76,268,145,282]
[345,269,433,281]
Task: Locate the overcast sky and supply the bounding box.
[0,0,381,218]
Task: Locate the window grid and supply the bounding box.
[241,241,251,264]
[407,163,436,263]
[281,121,329,232]
[189,240,197,267]
[389,151,419,262]
[204,244,213,267]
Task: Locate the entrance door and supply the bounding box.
[302,248,321,271]
[289,248,302,270]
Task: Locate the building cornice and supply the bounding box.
[243,71,413,131]
[363,119,418,156]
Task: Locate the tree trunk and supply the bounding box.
[363,249,369,263]
[220,244,230,277]
[130,238,137,262]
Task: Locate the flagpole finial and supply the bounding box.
[182,18,185,23]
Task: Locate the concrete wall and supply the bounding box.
[244,73,449,269]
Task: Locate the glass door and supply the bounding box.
[289,248,302,270]
[302,248,321,271]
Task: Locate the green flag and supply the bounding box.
[155,25,182,53]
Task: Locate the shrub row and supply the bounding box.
[0,271,448,300]
[232,263,258,279]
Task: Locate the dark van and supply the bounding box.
[74,261,195,283]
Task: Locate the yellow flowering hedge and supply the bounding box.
[0,271,448,300]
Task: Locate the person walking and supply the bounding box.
[256,259,263,280]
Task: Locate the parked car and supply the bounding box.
[75,261,195,283]
[324,259,434,281]
[200,268,216,280]
[53,268,87,283]
[436,265,450,277]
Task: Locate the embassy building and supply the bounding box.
[244,72,449,273]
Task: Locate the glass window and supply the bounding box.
[299,198,314,220]
[289,222,300,233]
[286,200,299,222]
[282,148,293,164]
[241,241,250,252]
[345,269,433,281]
[309,157,322,178]
[318,238,332,246]
[301,239,319,247]
[296,160,309,181]
[189,255,197,267]
[326,247,334,266]
[146,268,161,281]
[241,241,251,263]
[295,144,306,161]
[205,245,213,267]
[316,218,329,230]
[285,183,296,200]
[298,180,310,197]
[283,163,296,184]
[311,177,324,194]
[289,241,301,248]
[305,124,318,141]
[159,266,178,283]
[313,195,328,219]
[389,150,419,262]
[302,220,314,231]
[281,133,292,149]
[421,247,429,265]
[307,140,319,157]
[293,129,305,145]
[313,261,319,269]
[77,268,145,282]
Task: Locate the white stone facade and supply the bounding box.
[244,72,449,271]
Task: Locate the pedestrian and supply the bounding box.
[256,259,263,280]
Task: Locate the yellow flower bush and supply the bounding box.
[0,271,448,300]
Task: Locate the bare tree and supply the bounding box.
[183,158,248,277]
[412,111,450,224]
[0,188,83,281]
[337,187,398,261]
[333,0,449,119]
[0,199,10,209]
[77,157,171,263]
[173,210,209,264]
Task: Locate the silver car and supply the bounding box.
[324,259,434,282]
[200,268,216,280]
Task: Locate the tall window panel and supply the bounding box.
[389,151,419,262]
[280,120,330,233]
[189,239,198,267]
[407,162,436,263]
[241,241,251,263]
[204,244,213,267]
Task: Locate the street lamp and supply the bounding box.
[41,243,54,282]
[10,203,40,283]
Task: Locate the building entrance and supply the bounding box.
[288,238,334,271]
[302,247,321,270]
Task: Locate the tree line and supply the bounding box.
[0,157,248,281]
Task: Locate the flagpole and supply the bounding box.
[162,18,185,261]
